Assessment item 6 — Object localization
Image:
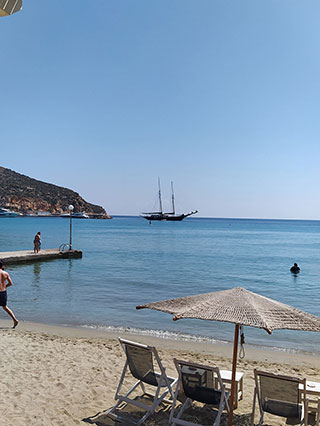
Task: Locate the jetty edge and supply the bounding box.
[0,249,82,265]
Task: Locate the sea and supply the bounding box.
[0,216,320,354]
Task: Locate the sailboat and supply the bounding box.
[141,179,198,222]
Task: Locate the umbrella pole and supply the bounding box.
[228,323,239,426]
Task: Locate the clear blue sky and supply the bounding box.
[1,1,320,219]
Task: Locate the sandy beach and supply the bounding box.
[0,319,319,426]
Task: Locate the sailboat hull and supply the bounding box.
[141,214,184,221]
[141,214,165,221]
[162,214,185,221]
[141,211,198,222]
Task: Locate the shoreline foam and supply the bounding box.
[79,323,320,357]
[1,318,319,367]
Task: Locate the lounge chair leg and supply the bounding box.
[213,407,223,426]
[172,397,191,424]
[251,388,256,426]
[169,380,180,425]
[258,413,264,426]
[213,387,227,426]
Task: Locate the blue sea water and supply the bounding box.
[0,216,320,354]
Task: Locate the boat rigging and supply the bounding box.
[141,179,198,222]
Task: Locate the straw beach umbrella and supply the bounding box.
[136,287,320,426]
[0,0,22,17]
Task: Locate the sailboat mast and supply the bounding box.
[171,181,175,215]
[158,177,163,213]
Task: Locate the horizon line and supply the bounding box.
[110,215,320,222]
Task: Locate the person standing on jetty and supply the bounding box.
[33,231,41,253]
[0,261,18,328]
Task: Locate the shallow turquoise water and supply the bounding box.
[1,216,320,353]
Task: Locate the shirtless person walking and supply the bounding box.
[0,260,18,328]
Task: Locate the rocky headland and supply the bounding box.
[0,166,111,218]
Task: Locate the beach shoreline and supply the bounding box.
[1,318,319,367]
[0,319,319,425]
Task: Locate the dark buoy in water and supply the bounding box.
[290,262,300,273]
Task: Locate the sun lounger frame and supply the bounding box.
[169,359,230,426]
[251,369,308,426]
[106,338,178,425]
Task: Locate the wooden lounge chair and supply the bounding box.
[106,338,178,425]
[251,369,308,426]
[169,359,230,426]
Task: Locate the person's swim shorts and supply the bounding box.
[0,291,7,307]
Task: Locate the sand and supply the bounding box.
[0,319,319,426]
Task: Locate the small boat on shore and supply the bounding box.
[141,179,198,222]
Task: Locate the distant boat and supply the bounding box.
[60,212,89,219]
[37,211,52,217]
[141,179,198,222]
[0,207,21,217]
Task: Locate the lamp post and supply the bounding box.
[0,0,23,17]
[68,204,74,250]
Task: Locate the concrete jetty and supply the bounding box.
[0,249,82,265]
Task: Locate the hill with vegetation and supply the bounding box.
[0,167,110,218]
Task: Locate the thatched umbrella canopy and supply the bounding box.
[0,0,22,17]
[137,287,320,425]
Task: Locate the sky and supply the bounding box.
[1,0,320,219]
